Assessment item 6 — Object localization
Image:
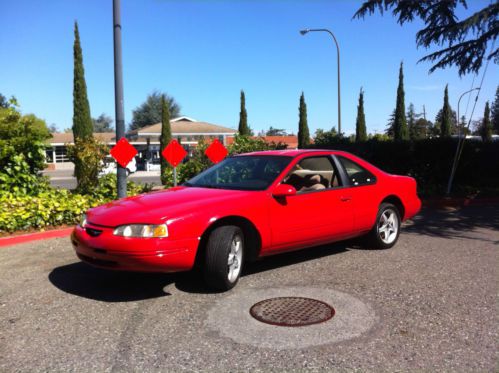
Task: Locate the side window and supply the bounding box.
[282,156,341,193]
[337,156,376,186]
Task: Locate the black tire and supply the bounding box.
[365,203,401,250]
[204,225,244,291]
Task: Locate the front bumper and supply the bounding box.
[71,224,199,273]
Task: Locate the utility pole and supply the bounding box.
[113,0,126,198]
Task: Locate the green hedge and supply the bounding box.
[310,138,499,197]
[0,174,152,233]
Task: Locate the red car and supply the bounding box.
[72,150,420,290]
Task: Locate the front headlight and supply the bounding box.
[80,213,87,228]
[113,224,168,238]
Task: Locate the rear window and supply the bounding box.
[337,156,376,186]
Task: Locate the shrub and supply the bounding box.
[0,154,51,196]
[0,173,152,233]
[66,137,108,194]
[0,189,102,233]
[92,174,153,199]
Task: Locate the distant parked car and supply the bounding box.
[145,158,161,172]
[99,156,137,176]
[73,149,421,291]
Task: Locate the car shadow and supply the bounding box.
[175,241,350,294]
[48,262,174,302]
[404,205,499,242]
[49,242,350,300]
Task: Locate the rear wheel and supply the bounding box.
[366,203,401,249]
[204,226,244,291]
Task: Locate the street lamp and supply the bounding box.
[300,28,341,135]
[446,87,480,195]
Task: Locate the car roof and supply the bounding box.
[235,149,339,157]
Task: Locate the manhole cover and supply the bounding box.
[249,297,335,327]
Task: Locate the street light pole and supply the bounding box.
[300,28,341,135]
[446,87,480,196]
[113,0,126,199]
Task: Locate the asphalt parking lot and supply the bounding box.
[0,206,497,371]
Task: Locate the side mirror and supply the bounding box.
[272,184,297,198]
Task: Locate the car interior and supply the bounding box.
[282,156,341,193]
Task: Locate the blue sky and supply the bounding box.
[1,0,497,135]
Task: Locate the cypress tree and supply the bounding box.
[393,62,408,140]
[238,90,250,136]
[160,95,172,185]
[72,21,93,189]
[355,87,367,142]
[72,22,93,140]
[440,84,453,137]
[481,101,492,142]
[298,92,310,148]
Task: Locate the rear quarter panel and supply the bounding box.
[334,151,421,231]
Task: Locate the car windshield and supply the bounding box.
[184,155,292,191]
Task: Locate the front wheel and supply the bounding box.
[366,203,401,249]
[204,226,244,291]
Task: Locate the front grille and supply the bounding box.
[85,228,103,237]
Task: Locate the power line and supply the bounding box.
[446,38,496,195]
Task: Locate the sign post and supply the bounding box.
[162,140,187,186]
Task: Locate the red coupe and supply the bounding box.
[72,150,421,290]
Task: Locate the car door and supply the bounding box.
[334,154,379,233]
[268,155,354,252]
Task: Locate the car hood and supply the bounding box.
[86,186,255,227]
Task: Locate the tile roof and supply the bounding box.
[47,132,116,145]
[130,119,236,135]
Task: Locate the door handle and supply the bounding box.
[340,196,352,202]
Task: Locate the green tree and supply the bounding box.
[0,100,51,175]
[266,126,287,136]
[160,95,172,185]
[72,22,93,141]
[92,113,113,132]
[385,109,396,137]
[0,93,9,109]
[314,126,353,145]
[355,87,367,142]
[491,86,499,134]
[354,1,499,76]
[238,90,251,136]
[480,101,492,142]
[413,118,430,139]
[298,92,310,148]
[393,62,408,140]
[130,91,181,131]
[458,115,470,136]
[407,103,417,140]
[439,85,453,137]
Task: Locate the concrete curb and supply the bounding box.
[0,227,74,248]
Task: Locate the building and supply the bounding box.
[45,117,236,170]
[226,135,299,149]
[127,117,236,160]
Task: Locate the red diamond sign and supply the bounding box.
[205,139,228,164]
[162,139,187,167]
[110,138,138,168]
